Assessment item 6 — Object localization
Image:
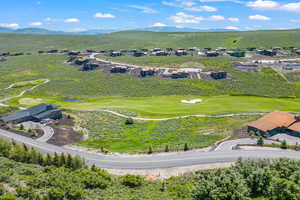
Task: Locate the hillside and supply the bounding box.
[1,30,300,53]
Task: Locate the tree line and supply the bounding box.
[0,138,85,170]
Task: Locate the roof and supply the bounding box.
[248,111,296,132]
[0,104,58,122]
[288,122,300,132]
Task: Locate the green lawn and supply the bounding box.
[14,95,300,118]
[72,111,257,153]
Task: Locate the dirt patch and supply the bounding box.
[105,162,234,180]
[47,116,84,146]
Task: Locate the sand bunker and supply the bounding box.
[181,99,203,104]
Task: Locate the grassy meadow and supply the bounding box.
[72,111,257,153]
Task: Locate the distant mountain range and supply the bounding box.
[0,26,241,35]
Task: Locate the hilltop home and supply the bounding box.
[110,51,122,57]
[68,51,80,56]
[175,50,188,56]
[171,70,189,79]
[133,52,145,57]
[81,62,100,71]
[257,49,277,56]
[248,111,300,137]
[295,50,300,55]
[140,67,155,77]
[206,51,219,57]
[75,57,90,65]
[227,51,245,58]
[210,71,227,79]
[110,65,128,73]
[151,51,168,56]
[233,62,260,72]
[0,104,62,124]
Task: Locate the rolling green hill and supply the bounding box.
[1,29,300,53]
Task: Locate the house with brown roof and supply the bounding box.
[140,67,155,77]
[247,111,300,136]
[110,65,128,73]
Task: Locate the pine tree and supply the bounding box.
[29,148,39,164]
[53,152,60,167]
[46,153,52,166]
[66,153,73,168]
[148,145,153,154]
[91,164,97,171]
[281,140,288,149]
[165,144,169,152]
[37,152,45,166]
[60,153,66,166]
[184,143,189,151]
[72,155,83,170]
[257,137,264,146]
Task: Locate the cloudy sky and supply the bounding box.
[1,0,300,31]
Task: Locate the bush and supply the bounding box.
[121,174,144,188]
[257,137,264,146]
[125,118,134,125]
[281,140,288,149]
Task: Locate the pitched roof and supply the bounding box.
[288,122,300,132]
[248,111,296,132]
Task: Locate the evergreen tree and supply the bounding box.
[257,137,264,146]
[165,144,169,152]
[281,140,288,149]
[66,153,73,168]
[72,155,84,170]
[184,143,189,151]
[60,153,66,166]
[148,145,153,154]
[46,153,52,166]
[53,152,60,167]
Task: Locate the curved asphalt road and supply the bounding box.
[1,128,300,169]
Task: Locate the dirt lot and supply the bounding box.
[47,116,84,146]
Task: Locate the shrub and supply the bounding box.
[121,174,144,188]
[281,140,288,149]
[257,137,264,146]
[125,118,134,125]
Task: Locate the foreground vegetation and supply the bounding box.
[0,138,300,200]
[72,111,257,153]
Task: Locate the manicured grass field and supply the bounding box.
[72,111,257,153]
[14,95,300,118]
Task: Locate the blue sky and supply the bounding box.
[0,0,300,31]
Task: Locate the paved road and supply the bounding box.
[36,125,54,142]
[271,134,300,145]
[215,138,279,151]
[1,128,300,169]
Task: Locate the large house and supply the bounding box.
[248,111,300,136]
[0,104,62,124]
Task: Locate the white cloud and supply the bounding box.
[185,5,217,12]
[29,22,43,26]
[228,17,240,22]
[249,14,271,21]
[170,12,204,24]
[94,13,115,18]
[152,22,167,27]
[130,5,157,14]
[0,23,20,29]
[162,0,196,8]
[225,26,239,30]
[281,3,300,13]
[210,15,225,21]
[64,18,80,23]
[246,0,279,10]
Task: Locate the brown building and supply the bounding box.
[111,65,128,73]
[248,111,300,136]
[140,67,155,77]
[171,70,189,79]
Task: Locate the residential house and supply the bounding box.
[140,67,155,77]
[210,71,227,79]
[0,104,62,124]
[110,65,128,73]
